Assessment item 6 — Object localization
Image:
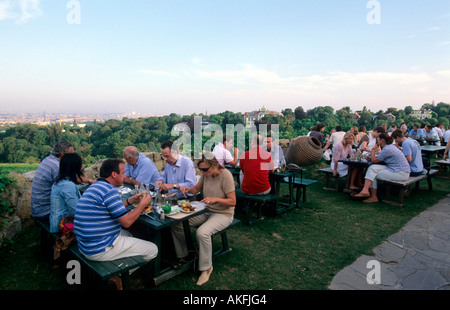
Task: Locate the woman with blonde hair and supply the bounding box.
[331,132,355,177]
[173,153,236,286]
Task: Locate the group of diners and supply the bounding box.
[324,123,437,203]
[31,134,281,289]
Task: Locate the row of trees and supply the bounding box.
[0,102,448,164]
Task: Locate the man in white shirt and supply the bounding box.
[424,125,441,146]
[262,135,285,168]
[322,126,346,153]
[443,128,450,144]
[212,134,239,167]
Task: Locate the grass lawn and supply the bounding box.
[0,160,448,290]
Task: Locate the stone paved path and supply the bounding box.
[329,194,450,290]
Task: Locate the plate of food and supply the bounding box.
[179,201,197,213]
[143,205,153,214]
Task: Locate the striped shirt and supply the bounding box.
[31,154,60,219]
[74,179,128,255]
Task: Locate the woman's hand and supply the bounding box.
[201,197,217,205]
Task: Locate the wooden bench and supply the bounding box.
[377,170,438,207]
[235,189,279,225]
[318,168,344,191]
[69,245,148,290]
[435,160,450,180]
[282,177,317,207]
[212,218,241,258]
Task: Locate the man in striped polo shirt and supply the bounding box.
[74,159,158,288]
[31,141,75,220]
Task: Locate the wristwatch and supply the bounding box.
[173,184,178,189]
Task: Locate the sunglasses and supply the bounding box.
[198,167,210,173]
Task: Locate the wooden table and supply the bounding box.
[435,159,450,180]
[131,207,208,285]
[338,159,372,193]
[121,188,208,285]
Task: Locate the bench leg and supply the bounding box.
[212,232,232,257]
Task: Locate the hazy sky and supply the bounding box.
[1,0,449,115]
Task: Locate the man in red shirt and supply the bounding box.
[239,135,275,195]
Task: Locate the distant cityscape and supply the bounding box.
[0,112,169,128]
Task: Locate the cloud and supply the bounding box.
[0,0,42,24]
[192,65,433,93]
[436,70,450,78]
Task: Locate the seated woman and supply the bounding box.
[175,153,236,286]
[331,131,354,173]
[49,153,84,233]
[354,133,411,203]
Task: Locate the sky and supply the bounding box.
[0,0,449,116]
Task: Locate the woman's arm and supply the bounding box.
[201,191,236,207]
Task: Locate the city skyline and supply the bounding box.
[1,1,449,115]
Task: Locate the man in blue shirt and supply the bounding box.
[123,146,160,190]
[74,158,158,289]
[31,140,74,220]
[392,130,424,176]
[155,141,197,199]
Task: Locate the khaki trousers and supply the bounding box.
[83,230,158,274]
[171,212,233,271]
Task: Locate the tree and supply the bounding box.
[294,106,307,120]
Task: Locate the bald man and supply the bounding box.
[123,146,160,190]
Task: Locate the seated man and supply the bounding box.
[123,146,160,190]
[74,159,158,289]
[212,134,239,168]
[239,135,274,195]
[409,124,420,139]
[391,130,424,176]
[358,126,385,157]
[262,134,286,169]
[322,126,346,153]
[31,140,75,220]
[155,141,197,200]
[424,125,441,145]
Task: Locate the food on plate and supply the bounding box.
[181,202,196,212]
[143,205,153,214]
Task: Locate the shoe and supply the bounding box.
[107,275,123,290]
[196,266,213,286]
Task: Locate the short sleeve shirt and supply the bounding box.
[212,143,234,167]
[199,169,235,215]
[401,138,423,173]
[74,179,128,255]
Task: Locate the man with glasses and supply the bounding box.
[155,141,197,200]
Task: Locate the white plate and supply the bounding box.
[190,201,207,211]
[167,206,181,215]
